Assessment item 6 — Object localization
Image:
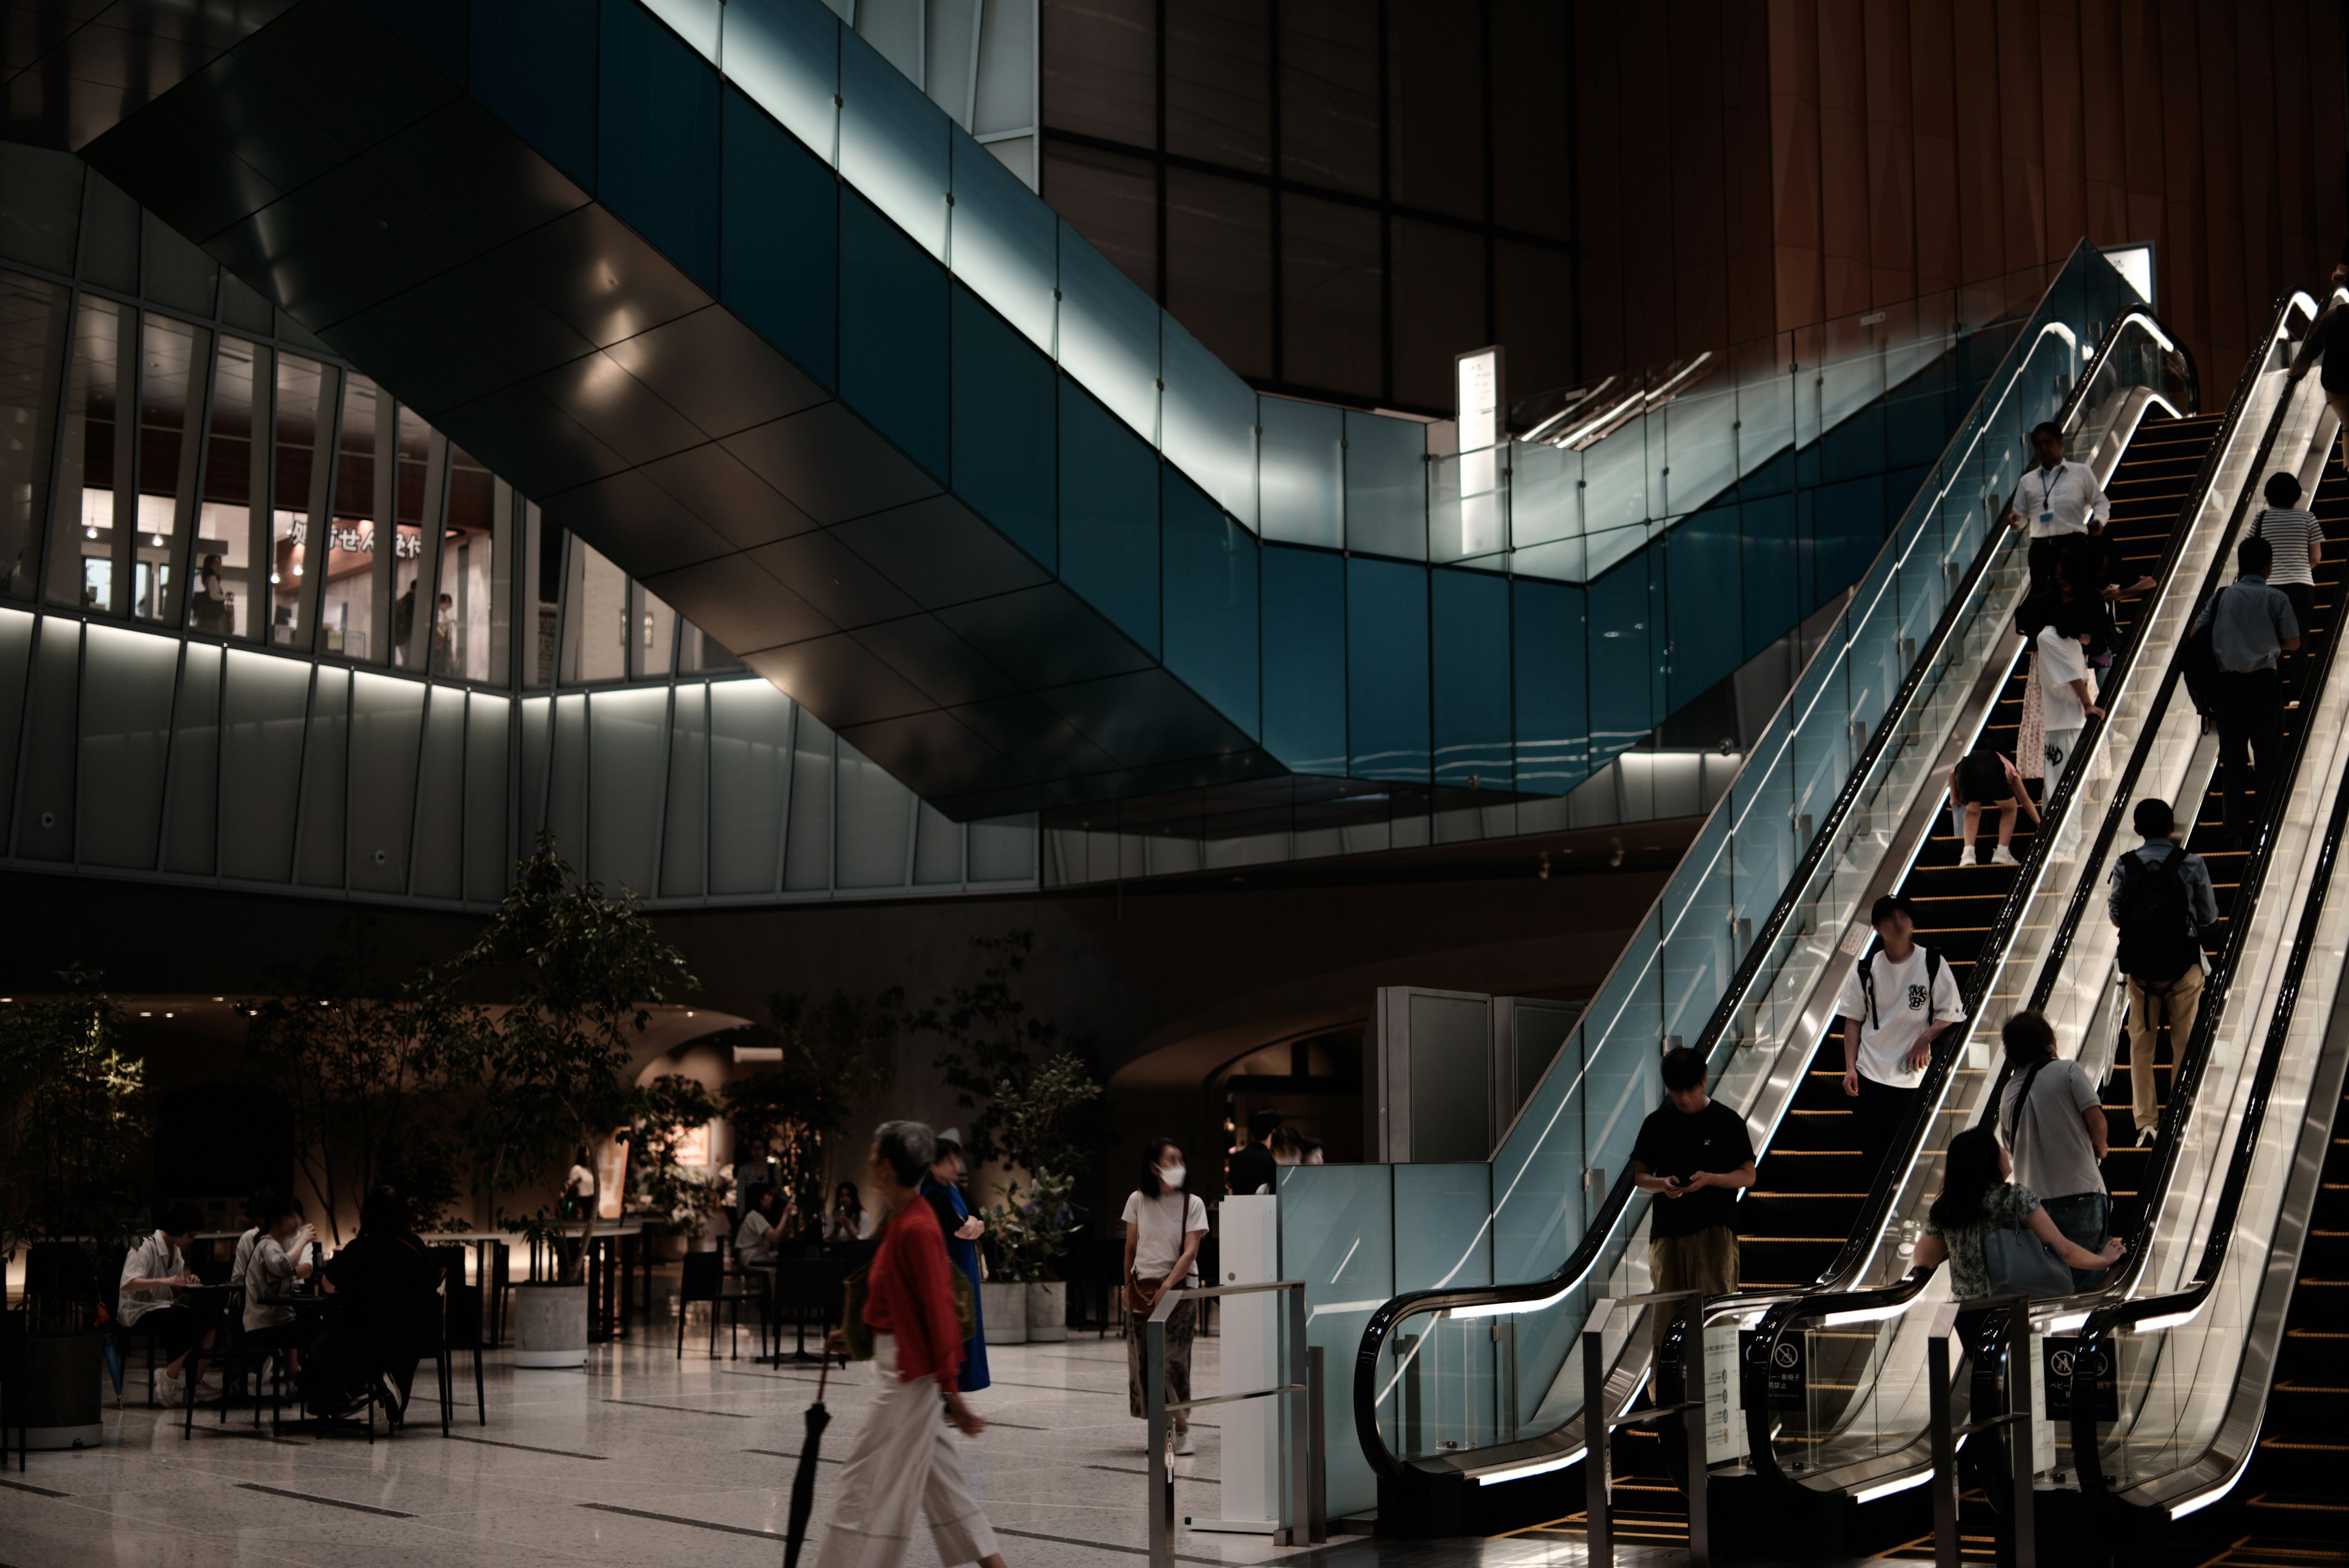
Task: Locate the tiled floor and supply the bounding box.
[0,1324,1723,1568]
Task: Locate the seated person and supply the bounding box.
[120,1202,217,1405]
[823,1181,872,1243]
[735,1185,789,1265]
[240,1193,319,1365]
[1946,747,2041,867]
[308,1187,441,1419]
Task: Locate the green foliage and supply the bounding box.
[983,1167,1082,1284]
[0,972,151,1320]
[629,1073,730,1237]
[242,921,458,1241]
[724,987,900,1230]
[914,930,1099,1176]
[448,833,697,1283]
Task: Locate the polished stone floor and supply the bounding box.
[0,1323,1716,1568]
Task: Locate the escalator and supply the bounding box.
[1737,411,2223,1293]
[1342,295,2202,1539]
[1713,288,2345,1553]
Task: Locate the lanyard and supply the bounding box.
[2038,464,2063,511]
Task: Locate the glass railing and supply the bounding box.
[1732,290,2333,1499]
[1295,250,2164,1516]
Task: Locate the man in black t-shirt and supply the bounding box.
[1225,1107,1283,1199]
[1630,1049,1757,1347]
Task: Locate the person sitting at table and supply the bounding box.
[121,1202,217,1405]
[231,1192,267,1298]
[309,1187,440,1421]
[241,1193,319,1369]
[736,1184,788,1264]
[824,1181,872,1243]
[563,1146,595,1221]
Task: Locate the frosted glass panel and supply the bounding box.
[912,800,962,883]
[710,678,792,894]
[784,703,835,890]
[1280,1164,1393,1521]
[1259,396,1341,548]
[839,32,949,259]
[966,812,1034,881]
[644,0,720,59]
[347,671,426,893]
[1055,221,1157,443]
[949,135,1056,351]
[546,691,587,868]
[835,735,911,886]
[77,622,177,868]
[587,686,669,898]
[297,670,348,888]
[1342,411,1426,560]
[1159,317,1256,530]
[219,648,309,882]
[723,0,841,160]
[464,693,510,902]
[412,685,466,899]
[661,682,708,897]
[162,641,220,875]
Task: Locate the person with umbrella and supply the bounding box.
[812,1120,1010,1568]
[921,1128,990,1394]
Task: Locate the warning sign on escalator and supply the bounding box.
[1740,1329,1807,1410]
[2041,1336,2118,1421]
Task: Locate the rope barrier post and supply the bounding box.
[1146,1297,1171,1568]
[1306,1345,1327,1543]
[2006,1295,2036,1568]
[1585,1298,1616,1568]
[1928,1304,1961,1568]
[1283,1282,1310,1546]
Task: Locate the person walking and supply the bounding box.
[1225,1107,1282,1198]
[1835,894,1967,1186]
[1994,1013,2113,1291]
[1123,1139,1208,1457]
[817,1121,1008,1568]
[1630,1047,1756,1347]
[2192,535,2301,846]
[2287,262,2349,474]
[2003,422,2110,596]
[1912,1126,2124,1300]
[920,1129,989,1393]
[1946,746,2039,867]
[2035,598,2104,782]
[2246,473,2326,693]
[2107,797,2219,1144]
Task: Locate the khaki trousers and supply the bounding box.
[1647,1226,1739,1348]
[815,1334,1000,1568]
[2124,965,2203,1131]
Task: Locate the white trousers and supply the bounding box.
[815,1335,1000,1568]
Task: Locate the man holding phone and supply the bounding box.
[1631,1048,1757,1348]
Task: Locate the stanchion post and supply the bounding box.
[1306,1345,1327,1543]
[1683,1298,1709,1568]
[1147,1304,1170,1568]
[1283,1281,1312,1545]
[1928,1304,1960,1568]
[1585,1299,1614,1568]
[2006,1296,2035,1568]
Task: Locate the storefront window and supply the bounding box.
[321,371,382,660]
[631,581,677,679]
[271,354,330,647]
[390,403,430,669]
[49,294,124,611]
[132,313,208,625]
[0,272,69,601]
[437,453,503,682]
[193,335,258,638]
[561,536,628,683]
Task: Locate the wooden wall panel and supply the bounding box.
[1669,0,1733,357]
[1909,0,1962,295]
[1861,0,1916,307]
[1723,0,1779,344]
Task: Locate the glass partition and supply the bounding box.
[1349,255,2167,1479]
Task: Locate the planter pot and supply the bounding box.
[24,1330,104,1449]
[980,1280,1029,1345]
[1025,1280,1067,1343]
[511,1284,590,1369]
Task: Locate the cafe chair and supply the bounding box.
[678,1250,751,1360]
[357,1292,446,1444]
[766,1255,850,1363]
[183,1287,276,1441]
[0,1310,28,1471]
[417,1280,487,1430]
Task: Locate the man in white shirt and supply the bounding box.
[2036,610,2103,780]
[120,1203,218,1406]
[1835,894,1967,1186]
[2003,422,2111,597]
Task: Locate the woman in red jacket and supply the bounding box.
[818,1121,1011,1568]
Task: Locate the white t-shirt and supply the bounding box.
[119,1232,185,1326]
[1121,1189,1208,1283]
[1835,946,1967,1087]
[2037,626,2090,731]
[736,1209,776,1262]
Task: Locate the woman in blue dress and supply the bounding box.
[918,1128,990,1392]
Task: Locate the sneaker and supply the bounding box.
[1174,1427,1195,1457]
[1991,846,2019,867]
[156,1370,185,1407]
[2137,1126,2157,1146]
[1958,846,1978,868]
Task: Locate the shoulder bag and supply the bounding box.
[1980,1192,2074,1298]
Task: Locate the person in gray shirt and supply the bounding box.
[2106,798,2219,1144]
[2192,535,2301,845]
[1995,1012,2112,1291]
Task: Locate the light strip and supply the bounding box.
[2168,1465,2248,1520]
[1449,1284,1573,1322]
[1852,1471,1932,1504]
[1822,1299,1915,1328]
[1474,1448,1584,1486]
[2131,1302,2202,1333]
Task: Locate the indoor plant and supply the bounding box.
[0,973,150,1445]
[449,835,696,1367]
[629,1073,730,1260]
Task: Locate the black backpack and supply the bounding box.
[2179,587,2226,716]
[1857,947,1945,1030]
[2114,842,2202,979]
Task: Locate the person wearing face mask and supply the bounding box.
[1121,1140,1208,1457]
[920,1129,990,1393]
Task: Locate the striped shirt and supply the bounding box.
[2251,507,2323,587]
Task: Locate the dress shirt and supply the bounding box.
[2006,459,2109,538]
[2192,575,2299,672]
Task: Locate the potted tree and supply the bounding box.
[448,835,695,1368]
[976,1051,1099,1344]
[0,975,150,1446]
[723,988,900,1233]
[629,1074,729,1261]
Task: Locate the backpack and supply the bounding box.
[1857,947,1945,1030]
[2179,587,2226,715]
[2113,843,2202,979]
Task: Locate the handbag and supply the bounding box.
[1981,1199,2074,1298]
[840,1262,977,1363]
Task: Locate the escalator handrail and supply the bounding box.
[1733,288,2323,1492]
[1348,295,2173,1484]
[2069,368,2349,1510]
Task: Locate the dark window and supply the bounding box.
[1041,0,1157,146]
[1165,0,1271,173]
[1165,168,1272,380]
[1390,219,1486,411]
[1042,141,1159,296]
[1281,193,1382,396]
[1279,0,1382,196]
[1387,0,1485,221]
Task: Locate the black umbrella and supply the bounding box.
[782,1348,835,1568]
